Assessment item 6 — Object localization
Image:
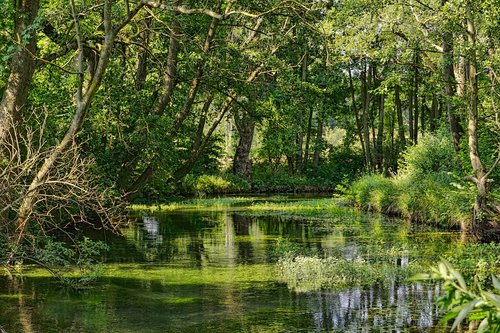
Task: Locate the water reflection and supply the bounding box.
[0,203,458,332]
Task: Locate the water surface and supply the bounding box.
[0,198,457,332]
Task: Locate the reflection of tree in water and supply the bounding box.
[233,214,254,264]
[188,238,207,267]
[300,283,441,331]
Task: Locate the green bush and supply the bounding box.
[195,175,231,194]
[349,134,472,226]
[182,173,251,195]
[400,134,458,176]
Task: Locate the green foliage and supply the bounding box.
[413,261,500,332]
[251,166,310,192]
[395,173,471,225]
[268,238,317,262]
[400,135,459,176]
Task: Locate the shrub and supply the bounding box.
[400,134,458,177]
[444,242,500,288]
[181,174,251,195]
[349,134,472,227]
[195,175,231,194]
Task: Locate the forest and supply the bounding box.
[0,0,499,332]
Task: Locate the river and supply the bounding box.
[0,197,459,332]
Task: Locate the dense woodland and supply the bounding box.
[0,0,499,256]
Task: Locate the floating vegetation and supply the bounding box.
[277,255,422,292]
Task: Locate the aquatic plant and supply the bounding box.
[277,254,421,292]
[443,242,500,289]
[4,237,109,289]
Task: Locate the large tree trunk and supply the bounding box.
[233,111,255,181]
[12,0,115,246]
[466,7,486,220]
[0,0,40,144]
[462,3,500,241]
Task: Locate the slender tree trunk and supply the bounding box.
[395,85,406,146]
[296,51,308,173]
[154,1,181,115]
[303,108,313,171]
[376,94,385,171]
[169,16,219,129]
[408,88,414,143]
[442,21,462,152]
[430,94,437,133]
[421,94,426,135]
[348,66,366,162]
[135,17,152,91]
[413,53,419,144]
[388,103,396,172]
[466,6,487,222]
[312,119,323,169]
[0,0,40,144]
[370,65,377,170]
[361,63,372,170]
[286,155,294,176]
[172,96,235,183]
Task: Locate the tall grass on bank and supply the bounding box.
[349,135,473,227]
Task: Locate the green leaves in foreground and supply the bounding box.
[413,260,500,332]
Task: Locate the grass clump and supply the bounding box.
[350,174,399,214]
